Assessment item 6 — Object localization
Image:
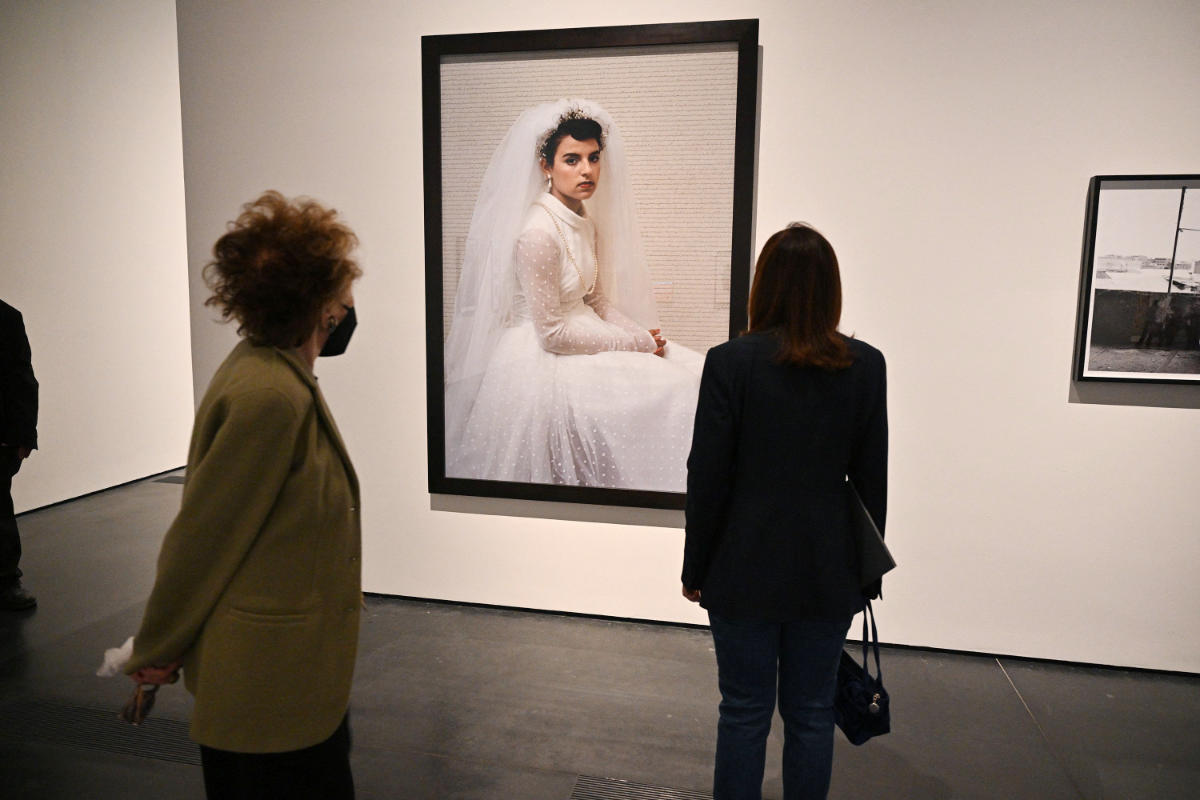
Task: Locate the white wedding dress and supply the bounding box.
[447,193,704,491]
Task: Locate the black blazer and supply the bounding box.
[682,333,887,621]
[0,300,38,449]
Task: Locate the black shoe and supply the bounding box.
[0,582,36,611]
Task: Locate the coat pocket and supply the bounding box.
[226,606,312,625]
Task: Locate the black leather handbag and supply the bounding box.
[835,600,890,745]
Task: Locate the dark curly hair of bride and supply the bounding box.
[539,115,605,165]
[203,190,361,348]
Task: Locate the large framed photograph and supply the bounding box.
[1073,175,1200,383]
[423,19,759,509]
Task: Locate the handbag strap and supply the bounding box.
[859,600,883,681]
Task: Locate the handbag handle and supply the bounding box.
[859,600,883,681]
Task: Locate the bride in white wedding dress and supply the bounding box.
[444,99,705,491]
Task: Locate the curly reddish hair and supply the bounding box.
[204,191,361,348]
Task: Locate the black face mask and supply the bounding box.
[320,305,357,357]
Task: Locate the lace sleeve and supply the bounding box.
[515,229,656,355]
[584,271,656,344]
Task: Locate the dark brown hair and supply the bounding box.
[746,223,853,370]
[539,116,604,165]
[203,191,361,348]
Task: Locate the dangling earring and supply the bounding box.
[545,174,552,192]
[327,315,338,332]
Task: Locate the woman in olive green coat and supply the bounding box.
[126,191,363,799]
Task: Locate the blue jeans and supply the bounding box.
[708,612,852,800]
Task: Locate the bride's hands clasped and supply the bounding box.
[649,328,667,357]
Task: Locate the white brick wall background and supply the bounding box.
[440,45,738,352]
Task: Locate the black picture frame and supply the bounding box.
[423,19,759,509]
[1073,174,1200,384]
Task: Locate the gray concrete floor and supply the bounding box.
[1,474,1198,799]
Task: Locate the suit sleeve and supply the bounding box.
[848,350,888,597]
[682,346,739,590]
[0,308,39,449]
[127,387,303,672]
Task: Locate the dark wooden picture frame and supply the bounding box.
[1073,174,1200,384]
[423,19,759,508]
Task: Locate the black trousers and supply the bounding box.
[199,713,354,800]
[0,447,22,584]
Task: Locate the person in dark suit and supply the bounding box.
[0,299,39,611]
[682,223,887,800]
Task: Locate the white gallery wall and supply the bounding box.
[174,0,1200,672]
[0,0,193,512]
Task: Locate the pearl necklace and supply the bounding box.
[538,199,598,295]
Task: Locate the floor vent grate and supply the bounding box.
[571,774,711,799]
[0,698,199,765]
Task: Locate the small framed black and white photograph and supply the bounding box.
[1073,174,1200,383]
[422,19,759,508]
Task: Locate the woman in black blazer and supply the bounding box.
[682,223,887,800]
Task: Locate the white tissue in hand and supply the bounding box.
[96,636,134,677]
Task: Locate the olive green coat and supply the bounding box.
[128,340,361,753]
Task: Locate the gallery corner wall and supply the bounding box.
[176,0,1200,672]
[0,0,193,513]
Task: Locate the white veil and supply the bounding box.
[444,98,660,459]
